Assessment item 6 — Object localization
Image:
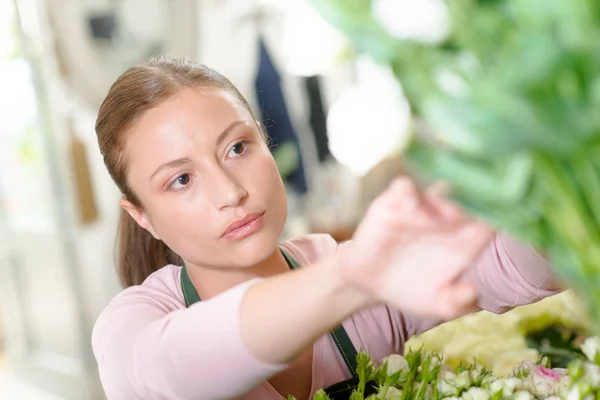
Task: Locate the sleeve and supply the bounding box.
[395,232,563,342]
[91,278,289,400]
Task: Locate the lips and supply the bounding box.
[221,212,265,240]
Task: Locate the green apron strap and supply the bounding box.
[280,248,300,269]
[328,326,359,378]
[181,265,200,307]
[180,248,359,377]
[280,249,359,378]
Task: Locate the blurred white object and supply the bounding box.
[281,0,348,76]
[372,0,451,44]
[0,60,37,133]
[307,159,360,234]
[326,58,411,176]
[47,0,198,108]
[0,0,16,59]
[435,68,469,99]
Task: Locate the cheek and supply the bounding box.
[252,152,285,196]
[145,196,215,247]
[257,154,288,225]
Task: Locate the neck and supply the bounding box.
[185,247,289,300]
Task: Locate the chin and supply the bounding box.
[232,224,282,265]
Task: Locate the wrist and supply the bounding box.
[323,247,378,315]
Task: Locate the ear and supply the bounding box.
[120,198,161,240]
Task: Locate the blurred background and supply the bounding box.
[0,0,409,398]
[1,0,591,399]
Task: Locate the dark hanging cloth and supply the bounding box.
[303,75,330,163]
[254,36,308,194]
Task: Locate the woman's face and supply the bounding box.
[122,88,288,268]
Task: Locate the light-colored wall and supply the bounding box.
[1,1,357,398]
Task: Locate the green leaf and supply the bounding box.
[312,390,331,400]
[355,350,374,396]
[405,142,533,205]
[308,0,400,63]
[490,390,504,400]
[524,324,587,367]
[272,141,299,179]
[349,390,364,400]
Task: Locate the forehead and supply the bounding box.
[122,88,255,185]
[124,88,253,163]
[128,88,251,141]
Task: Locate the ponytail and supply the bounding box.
[117,208,184,288]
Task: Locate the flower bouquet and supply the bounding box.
[309,0,600,328]
[405,291,588,377]
[295,336,600,400]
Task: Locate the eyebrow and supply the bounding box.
[216,120,245,147]
[149,120,246,181]
[150,157,191,181]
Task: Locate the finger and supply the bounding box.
[385,177,441,227]
[453,221,495,253]
[436,283,478,320]
[424,181,464,222]
[386,176,422,211]
[425,181,452,198]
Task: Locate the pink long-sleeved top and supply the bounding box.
[92,233,560,399]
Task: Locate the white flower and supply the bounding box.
[566,385,581,400]
[384,354,409,375]
[438,364,456,379]
[489,378,505,394]
[435,68,469,99]
[430,354,443,369]
[437,366,459,397]
[384,386,403,400]
[326,59,412,176]
[582,337,600,364]
[514,361,536,378]
[583,362,600,386]
[505,377,522,393]
[489,377,519,396]
[480,374,496,388]
[469,364,486,383]
[371,0,451,44]
[461,387,490,400]
[512,390,535,400]
[455,370,472,389]
[438,380,458,397]
[556,371,572,394]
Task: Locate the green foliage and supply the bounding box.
[310,0,600,330]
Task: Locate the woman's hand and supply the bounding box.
[337,177,493,320]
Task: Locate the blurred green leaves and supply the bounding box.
[310,0,600,328]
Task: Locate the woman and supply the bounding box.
[92,56,560,400]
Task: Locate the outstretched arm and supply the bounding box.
[92,258,369,400]
[93,177,494,399]
[398,231,562,341]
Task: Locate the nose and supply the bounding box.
[206,166,247,210]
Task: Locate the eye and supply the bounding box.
[226,140,248,159]
[169,173,191,191]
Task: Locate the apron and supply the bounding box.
[180,249,378,399]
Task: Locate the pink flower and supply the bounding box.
[529,365,567,397]
[536,366,561,380]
